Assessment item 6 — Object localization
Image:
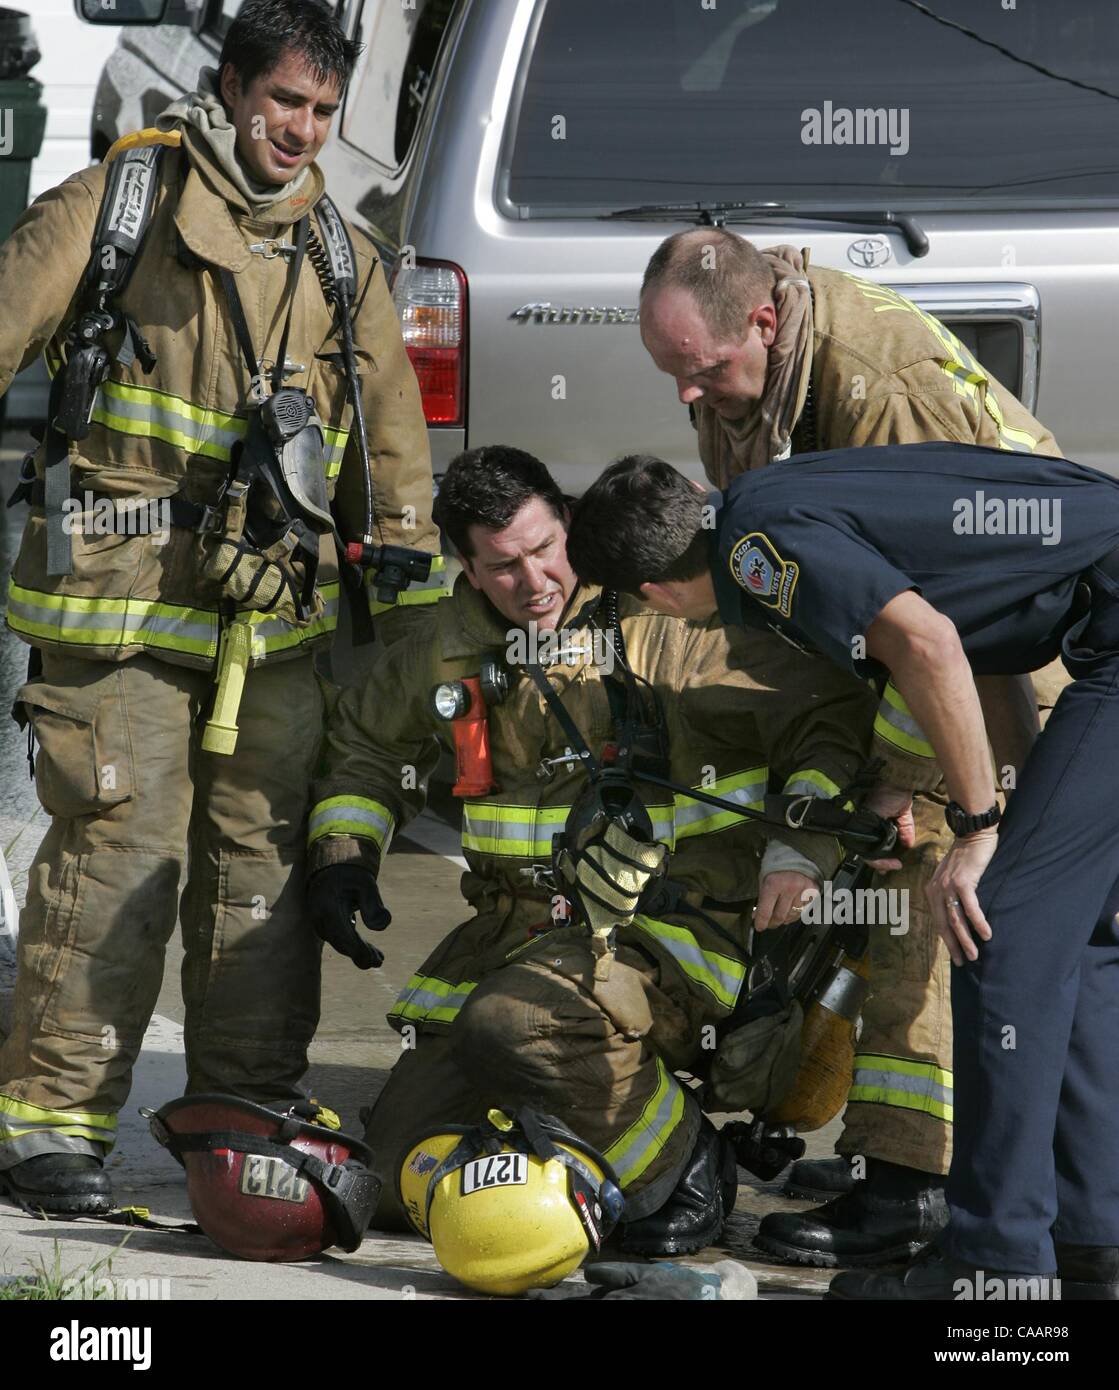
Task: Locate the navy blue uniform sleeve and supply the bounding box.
[720,513,917,674]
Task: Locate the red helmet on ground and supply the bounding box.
[149,1094,379,1262]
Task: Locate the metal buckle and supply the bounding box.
[536,747,581,781]
[248,239,297,260]
[519,864,557,892]
[194,503,220,535]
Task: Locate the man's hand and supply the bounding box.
[926,828,999,966]
[307,863,392,970]
[862,782,914,872]
[754,870,820,932]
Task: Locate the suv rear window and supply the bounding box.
[506,0,1119,213]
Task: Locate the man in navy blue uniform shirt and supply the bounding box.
[568,442,1119,1299]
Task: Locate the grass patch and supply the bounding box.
[0,1237,129,1300]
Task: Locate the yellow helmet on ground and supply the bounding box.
[398,1108,625,1296]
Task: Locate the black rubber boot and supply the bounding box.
[782,1155,857,1202]
[618,1120,738,1257]
[0,1153,113,1215]
[755,1161,946,1267]
[1055,1243,1119,1300]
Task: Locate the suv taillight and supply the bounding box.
[391,259,467,427]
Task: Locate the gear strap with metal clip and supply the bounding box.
[43,143,165,575]
[522,607,897,858]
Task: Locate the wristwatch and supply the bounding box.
[945,801,1002,837]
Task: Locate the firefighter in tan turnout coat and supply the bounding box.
[639,228,1060,1265]
[307,444,880,1260]
[0,2,445,1216]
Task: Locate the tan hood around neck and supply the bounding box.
[156,66,322,220]
[695,245,815,487]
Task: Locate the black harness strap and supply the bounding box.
[522,661,602,777]
[216,215,308,403]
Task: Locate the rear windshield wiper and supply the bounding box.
[600,201,929,258]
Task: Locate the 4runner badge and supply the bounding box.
[729,532,798,618]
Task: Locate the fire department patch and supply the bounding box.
[728,532,798,617]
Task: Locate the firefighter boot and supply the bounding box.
[618,1118,738,1256]
[783,1156,857,1201]
[755,1158,946,1267]
[0,1154,113,1215]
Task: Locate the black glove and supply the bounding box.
[307,864,391,970]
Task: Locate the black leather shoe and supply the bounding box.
[829,1249,1062,1301]
[0,1154,113,1215]
[1055,1243,1119,1300]
[618,1120,738,1257]
[783,1156,856,1202]
[754,1180,947,1267]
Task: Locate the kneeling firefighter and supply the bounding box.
[0,1,447,1216]
[306,445,891,1272]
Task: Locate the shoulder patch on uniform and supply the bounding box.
[728,531,799,618]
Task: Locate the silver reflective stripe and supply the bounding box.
[633,918,745,1008]
[852,1065,953,1110]
[394,985,473,1013]
[308,804,391,840]
[6,593,215,642]
[95,384,244,455]
[606,1059,686,1187]
[875,685,935,757]
[253,589,340,644]
[673,779,765,833]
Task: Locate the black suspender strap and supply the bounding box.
[216,215,308,403]
[522,661,602,778]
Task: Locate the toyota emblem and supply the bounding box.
[848,237,892,268]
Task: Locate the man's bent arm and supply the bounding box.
[865,591,995,814]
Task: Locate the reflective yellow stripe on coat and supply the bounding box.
[873,680,937,761]
[848,1052,954,1123]
[368,553,451,615]
[72,377,351,476]
[388,974,478,1027]
[307,794,395,853]
[632,916,747,1010]
[6,579,340,661]
[848,278,1042,454]
[603,1056,688,1188]
[0,1094,118,1157]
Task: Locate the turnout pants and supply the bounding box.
[943,570,1119,1271]
[364,940,702,1231]
[0,649,324,1167]
[838,793,954,1175]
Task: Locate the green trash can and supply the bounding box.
[0,9,45,244]
[0,9,45,433]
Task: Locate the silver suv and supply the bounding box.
[84,0,1119,485]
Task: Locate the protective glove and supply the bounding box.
[527,1260,757,1301]
[556,818,668,935]
[307,863,391,970]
